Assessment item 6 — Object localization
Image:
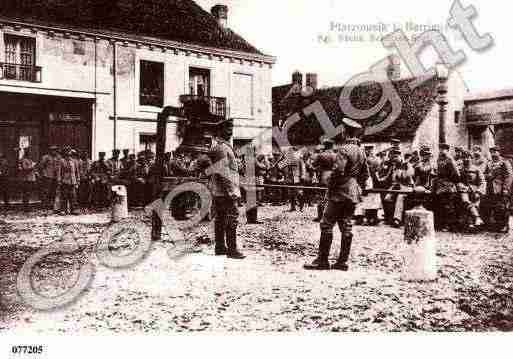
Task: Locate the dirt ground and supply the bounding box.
[1,205,513,333]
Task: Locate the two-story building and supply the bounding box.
[0,0,275,165]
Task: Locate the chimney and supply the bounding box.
[211,4,228,28]
[292,71,303,87]
[386,54,401,81]
[306,73,318,90]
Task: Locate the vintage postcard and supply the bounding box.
[0,0,511,358]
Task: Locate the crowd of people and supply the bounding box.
[235,138,513,234]
[0,146,210,214]
[1,137,512,234]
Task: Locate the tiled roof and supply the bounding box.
[273,76,440,145]
[465,88,513,103]
[0,0,264,55]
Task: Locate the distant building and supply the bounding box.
[0,0,275,165]
[464,89,513,157]
[273,56,472,157]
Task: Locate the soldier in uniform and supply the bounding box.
[268,152,285,206]
[312,139,336,222]
[209,120,245,259]
[472,146,488,175]
[255,154,268,205]
[107,149,122,185]
[355,145,381,226]
[90,152,112,208]
[282,146,304,212]
[433,143,461,231]
[120,149,130,171]
[131,152,149,207]
[57,148,80,215]
[381,149,415,227]
[78,150,92,208]
[39,145,60,209]
[0,152,10,209]
[304,119,369,271]
[19,148,37,210]
[457,151,485,230]
[482,146,513,233]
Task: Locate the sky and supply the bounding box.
[195,0,512,93]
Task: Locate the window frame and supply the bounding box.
[139,59,165,109]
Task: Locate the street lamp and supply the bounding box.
[436,63,449,145]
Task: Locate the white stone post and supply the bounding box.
[401,205,437,282]
[111,185,128,222]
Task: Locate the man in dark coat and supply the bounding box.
[433,143,460,231]
[311,139,336,222]
[304,118,369,271]
[482,146,513,233]
[0,152,10,209]
[209,120,245,259]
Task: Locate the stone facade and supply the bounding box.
[0,17,275,160]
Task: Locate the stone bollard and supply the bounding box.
[111,185,129,223]
[401,204,437,282]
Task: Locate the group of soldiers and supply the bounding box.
[0,146,210,214]
[234,136,513,234]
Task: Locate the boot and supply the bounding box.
[469,206,484,227]
[304,232,332,270]
[226,226,245,259]
[332,233,353,271]
[214,223,227,256]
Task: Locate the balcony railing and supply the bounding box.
[0,62,42,82]
[179,95,226,119]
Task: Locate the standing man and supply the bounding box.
[433,143,460,231]
[312,140,336,222]
[38,145,60,209]
[78,151,92,208]
[304,119,369,271]
[107,149,122,185]
[19,148,37,211]
[91,152,112,208]
[482,146,513,233]
[0,152,10,209]
[57,148,80,215]
[209,120,245,259]
[120,149,130,171]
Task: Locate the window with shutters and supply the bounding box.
[139,60,164,107]
[2,34,40,82]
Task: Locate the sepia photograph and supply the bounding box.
[0,0,512,357]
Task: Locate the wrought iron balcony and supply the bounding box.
[179,95,226,120]
[0,62,42,82]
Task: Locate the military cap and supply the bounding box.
[122,149,130,153]
[455,146,464,152]
[439,143,450,150]
[342,118,362,129]
[322,138,334,145]
[489,146,500,153]
[112,149,121,154]
[390,149,402,156]
[420,147,432,156]
[472,145,482,153]
[99,151,106,156]
[49,145,59,150]
[461,150,472,159]
[390,138,401,146]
